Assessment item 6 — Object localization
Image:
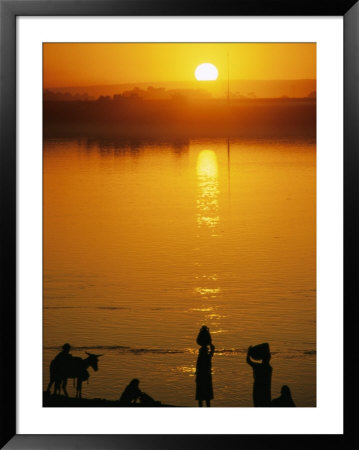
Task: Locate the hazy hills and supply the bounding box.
[45,79,316,100]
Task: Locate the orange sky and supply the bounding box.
[43,43,316,89]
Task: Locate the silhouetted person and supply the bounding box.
[247,346,272,407]
[271,385,296,407]
[119,379,142,406]
[46,343,73,394]
[195,326,215,407]
[55,343,72,360]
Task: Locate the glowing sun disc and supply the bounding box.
[195,63,218,81]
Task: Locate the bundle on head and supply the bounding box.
[249,343,270,361]
[196,325,212,346]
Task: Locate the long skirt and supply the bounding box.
[195,373,213,401]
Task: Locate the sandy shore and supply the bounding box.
[43,392,175,407]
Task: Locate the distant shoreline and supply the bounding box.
[44,78,316,100]
[44,97,316,141]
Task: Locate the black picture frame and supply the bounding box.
[1,1,357,448]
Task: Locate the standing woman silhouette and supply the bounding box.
[247,345,272,407]
[195,326,215,407]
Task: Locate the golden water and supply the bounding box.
[43,137,316,406]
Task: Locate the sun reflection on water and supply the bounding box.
[193,149,225,337]
[194,287,221,296]
[196,150,219,230]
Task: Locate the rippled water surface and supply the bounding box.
[43,138,316,406]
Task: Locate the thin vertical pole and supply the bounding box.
[227,136,230,200]
[227,52,230,105]
[227,52,230,203]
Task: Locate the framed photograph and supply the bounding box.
[1,1,357,448]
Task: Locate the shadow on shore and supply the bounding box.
[43,392,176,407]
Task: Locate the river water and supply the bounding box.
[43,137,316,406]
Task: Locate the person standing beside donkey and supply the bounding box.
[246,343,272,407]
[195,325,215,407]
[46,343,73,395]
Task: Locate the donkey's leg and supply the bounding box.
[46,379,53,394]
[62,378,69,397]
[77,379,82,399]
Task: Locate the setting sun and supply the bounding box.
[195,63,218,81]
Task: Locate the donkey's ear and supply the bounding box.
[85,351,91,356]
[94,353,104,357]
